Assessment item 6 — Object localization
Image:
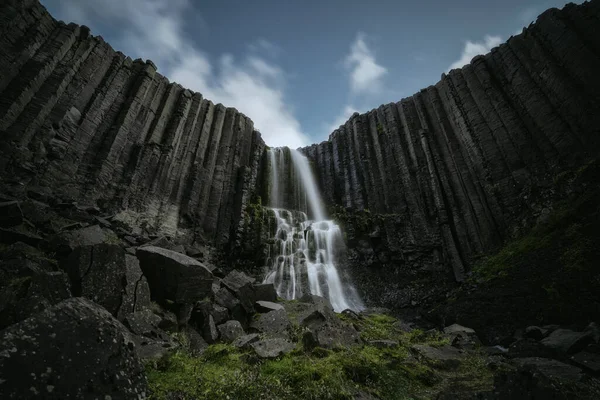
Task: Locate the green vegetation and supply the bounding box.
[146,313,492,399]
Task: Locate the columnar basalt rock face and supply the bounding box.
[0,0,265,245]
[301,1,600,295]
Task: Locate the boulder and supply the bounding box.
[0,298,147,399]
[571,351,600,374]
[303,323,361,350]
[62,244,127,317]
[233,333,261,349]
[444,324,481,350]
[255,300,284,313]
[212,305,229,325]
[540,328,594,357]
[251,338,295,359]
[0,201,22,227]
[171,244,186,254]
[203,314,219,344]
[136,246,214,305]
[250,308,291,339]
[182,326,208,356]
[494,357,600,399]
[221,270,256,312]
[124,310,178,361]
[411,345,466,370]
[50,224,107,254]
[253,283,278,302]
[140,236,175,250]
[118,254,151,319]
[0,266,71,330]
[524,326,548,341]
[508,338,554,359]
[217,320,245,343]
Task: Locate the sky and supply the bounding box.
[41,0,582,148]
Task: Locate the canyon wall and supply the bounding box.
[301,0,600,300]
[0,0,266,245]
[1,0,599,311]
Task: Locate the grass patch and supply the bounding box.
[147,313,490,399]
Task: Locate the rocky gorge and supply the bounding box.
[0,0,599,398]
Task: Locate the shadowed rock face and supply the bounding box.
[0,0,265,244]
[298,1,600,304]
[0,1,599,310]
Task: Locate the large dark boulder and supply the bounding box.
[253,283,278,302]
[0,298,147,399]
[62,244,149,319]
[136,246,214,305]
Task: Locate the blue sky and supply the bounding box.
[41,0,581,147]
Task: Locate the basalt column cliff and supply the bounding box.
[301,0,600,308]
[0,0,266,245]
[0,1,599,311]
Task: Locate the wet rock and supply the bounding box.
[217,320,245,343]
[253,283,278,302]
[233,333,260,349]
[250,308,291,339]
[0,201,22,227]
[255,300,284,313]
[251,338,295,359]
[411,345,466,370]
[0,298,147,399]
[541,328,594,357]
[136,246,214,305]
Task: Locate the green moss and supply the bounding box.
[147,314,492,399]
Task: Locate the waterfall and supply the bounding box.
[263,147,364,312]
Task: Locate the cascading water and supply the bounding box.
[263,147,364,312]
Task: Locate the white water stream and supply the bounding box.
[263,148,364,312]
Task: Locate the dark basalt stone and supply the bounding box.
[0,298,147,399]
[136,246,214,305]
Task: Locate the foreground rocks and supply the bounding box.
[0,298,147,399]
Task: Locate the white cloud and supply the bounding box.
[50,0,309,148]
[344,33,387,95]
[448,35,502,71]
